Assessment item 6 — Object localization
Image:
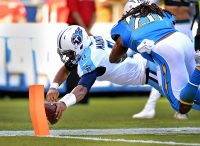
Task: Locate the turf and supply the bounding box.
[0,96,200,146]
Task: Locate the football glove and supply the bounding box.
[137,39,155,54]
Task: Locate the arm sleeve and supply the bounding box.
[78,67,106,90]
[78,69,98,90]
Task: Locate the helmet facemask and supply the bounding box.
[57,48,81,67]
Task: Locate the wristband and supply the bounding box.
[50,82,59,89]
[59,93,77,107]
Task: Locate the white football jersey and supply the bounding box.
[77,36,147,86]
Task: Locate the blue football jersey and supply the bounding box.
[111,11,176,54]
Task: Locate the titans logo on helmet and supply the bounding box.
[71,27,83,47]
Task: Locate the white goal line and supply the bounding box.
[1,127,200,146]
[1,127,200,136]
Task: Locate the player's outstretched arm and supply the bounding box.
[45,69,98,124]
[55,85,88,120]
[46,65,70,102]
[45,85,88,124]
[55,68,100,120]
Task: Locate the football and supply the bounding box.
[44,102,58,125]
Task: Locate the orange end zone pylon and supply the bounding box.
[29,85,50,136]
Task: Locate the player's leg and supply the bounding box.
[152,32,200,113]
[132,61,162,118]
[192,87,200,111]
[179,41,200,113]
[166,22,193,118]
[146,62,188,119]
[132,88,160,118]
[192,51,200,106]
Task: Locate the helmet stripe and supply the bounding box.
[58,29,68,49]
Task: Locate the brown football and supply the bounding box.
[44,102,58,125]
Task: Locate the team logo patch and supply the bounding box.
[71,27,83,47]
[85,65,91,72]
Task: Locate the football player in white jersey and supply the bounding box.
[46,25,162,120]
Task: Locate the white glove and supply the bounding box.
[137,39,155,54]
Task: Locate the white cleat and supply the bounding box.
[174,112,189,120]
[132,109,155,119]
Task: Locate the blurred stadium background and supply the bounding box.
[0,0,200,146]
[0,0,153,96]
[0,0,199,95]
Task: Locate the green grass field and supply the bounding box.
[0,96,200,146]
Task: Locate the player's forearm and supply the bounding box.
[71,85,88,102]
[59,85,88,108]
[109,37,128,63]
[53,65,70,85]
[59,70,97,107]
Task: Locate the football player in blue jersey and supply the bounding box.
[109,0,200,114]
[46,25,164,120]
[133,0,197,119]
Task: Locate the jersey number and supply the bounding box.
[125,14,163,30]
[94,36,105,50]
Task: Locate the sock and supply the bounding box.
[144,88,161,111]
[192,103,200,111]
[180,68,200,104]
[191,90,200,111]
[194,89,200,105]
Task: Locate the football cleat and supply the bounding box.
[174,112,189,120]
[132,108,155,119]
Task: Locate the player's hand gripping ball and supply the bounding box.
[44,102,58,125]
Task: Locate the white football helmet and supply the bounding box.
[123,0,143,15]
[57,25,91,65]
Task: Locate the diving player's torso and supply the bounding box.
[77,36,147,85]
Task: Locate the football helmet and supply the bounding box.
[57,25,91,66]
[123,0,143,15]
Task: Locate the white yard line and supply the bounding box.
[1,127,200,136]
[52,135,200,146]
[1,127,200,145]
